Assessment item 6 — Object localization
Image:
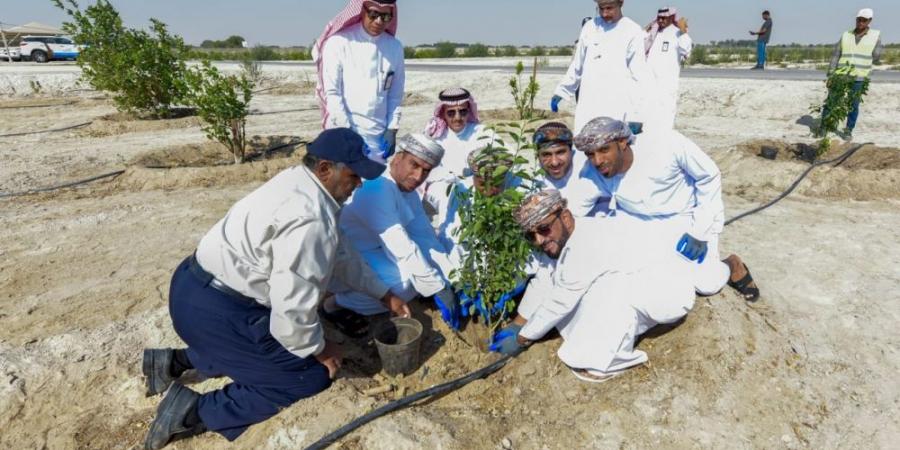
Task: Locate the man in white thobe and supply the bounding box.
[550,0,655,133]
[337,133,462,328]
[532,121,609,217]
[490,190,696,381]
[314,0,405,164]
[141,129,409,448]
[574,117,760,301]
[645,6,692,130]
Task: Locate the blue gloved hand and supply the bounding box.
[676,233,708,264]
[627,121,644,135]
[383,129,398,159]
[489,323,524,356]
[550,95,562,113]
[434,287,460,330]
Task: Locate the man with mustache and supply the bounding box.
[314,0,404,163]
[532,121,608,217]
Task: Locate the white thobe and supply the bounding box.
[195,166,389,358]
[555,17,656,133]
[519,215,695,373]
[320,23,405,164]
[337,171,455,315]
[535,151,610,218]
[647,26,692,130]
[589,130,729,295]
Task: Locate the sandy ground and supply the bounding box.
[1,63,899,450]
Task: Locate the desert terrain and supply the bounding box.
[1,62,899,449]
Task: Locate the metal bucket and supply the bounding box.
[373,317,423,376]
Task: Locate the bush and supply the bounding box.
[404,46,417,59]
[185,61,254,164]
[200,35,244,49]
[249,45,279,61]
[527,46,546,57]
[434,41,457,58]
[551,46,573,56]
[811,65,869,156]
[53,0,190,118]
[509,59,540,120]
[499,46,520,57]
[464,43,490,58]
[689,45,708,65]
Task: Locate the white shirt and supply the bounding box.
[647,25,692,96]
[320,23,405,152]
[340,170,455,298]
[429,123,493,183]
[196,166,389,358]
[590,130,724,241]
[535,151,609,217]
[555,17,655,132]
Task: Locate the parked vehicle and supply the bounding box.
[0,46,21,61]
[20,36,81,62]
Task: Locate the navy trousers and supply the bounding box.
[168,257,332,441]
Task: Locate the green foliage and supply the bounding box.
[450,121,540,332]
[811,65,869,157]
[185,61,254,164]
[200,35,245,49]
[527,46,546,57]
[689,45,708,65]
[53,0,190,118]
[249,45,279,61]
[509,59,540,120]
[403,46,417,59]
[499,45,520,57]
[464,43,490,58]
[551,46,573,56]
[434,41,457,58]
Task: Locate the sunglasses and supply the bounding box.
[366,9,394,23]
[445,108,469,119]
[524,211,561,242]
[533,129,573,147]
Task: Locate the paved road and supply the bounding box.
[267,60,900,83]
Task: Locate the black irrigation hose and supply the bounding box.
[0,121,93,138]
[0,170,125,199]
[305,141,873,450]
[724,142,871,226]
[0,140,306,199]
[304,349,523,450]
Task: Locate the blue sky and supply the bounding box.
[1,1,896,46]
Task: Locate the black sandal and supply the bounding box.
[727,263,760,302]
[319,307,370,338]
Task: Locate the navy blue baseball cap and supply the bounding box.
[307,128,385,180]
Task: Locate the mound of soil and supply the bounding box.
[725,140,900,202]
[403,92,432,106]
[77,108,200,138]
[258,82,316,96]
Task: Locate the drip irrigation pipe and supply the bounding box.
[0,121,92,138]
[724,142,870,226]
[0,140,305,199]
[305,141,873,450]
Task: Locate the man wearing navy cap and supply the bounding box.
[141,128,410,449]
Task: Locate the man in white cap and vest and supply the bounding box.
[550,0,655,133]
[573,116,760,302]
[645,6,692,130]
[314,0,405,164]
[490,190,697,382]
[824,8,883,139]
[337,134,463,329]
[141,128,409,449]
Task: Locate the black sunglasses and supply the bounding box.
[525,211,562,242]
[366,9,393,23]
[446,108,469,119]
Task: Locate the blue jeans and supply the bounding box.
[168,256,332,441]
[756,41,767,68]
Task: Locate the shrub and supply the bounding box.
[689,45,708,65]
[499,45,520,57]
[551,46,573,56]
[464,42,490,58]
[53,0,190,118]
[509,59,540,120]
[810,65,869,156]
[434,41,457,58]
[404,46,417,59]
[527,46,546,57]
[185,61,254,164]
[249,45,279,61]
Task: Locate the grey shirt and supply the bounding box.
[758,18,773,43]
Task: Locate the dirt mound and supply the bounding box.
[77,108,200,138]
[403,92,432,106]
[129,135,303,168]
[724,140,900,202]
[479,108,572,123]
[259,82,316,96]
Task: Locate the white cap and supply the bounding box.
[857,8,873,19]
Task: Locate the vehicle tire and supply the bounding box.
[32,50,48,63]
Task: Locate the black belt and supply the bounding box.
[187,254,257,306]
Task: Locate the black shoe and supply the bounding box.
[144,383,206,450]
[142,348,177,397]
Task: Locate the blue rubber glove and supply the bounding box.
[489,323,524,356]
[383,129,398,159]
[434,288,460,331]
[550,95,562,113]
[627,121,644,135]
[676,233,708,264]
